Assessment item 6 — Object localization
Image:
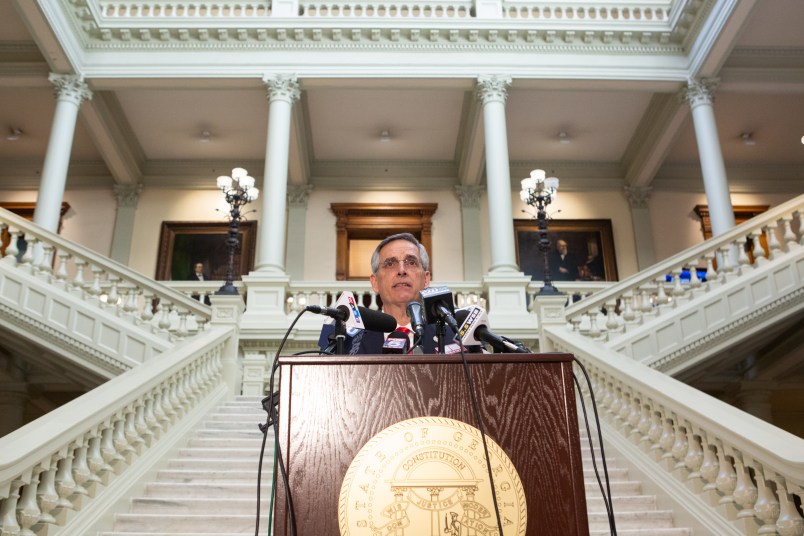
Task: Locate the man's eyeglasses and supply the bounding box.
[380,256,422,271]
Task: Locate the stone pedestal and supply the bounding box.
[534,294,569,353]
[208,294,246,395]
[239,272,291,331]
[482,272,537,334]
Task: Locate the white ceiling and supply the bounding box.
[0,0,802,193]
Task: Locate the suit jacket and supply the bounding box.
[318,323,458,355]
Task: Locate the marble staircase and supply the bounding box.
[100,397,691,536]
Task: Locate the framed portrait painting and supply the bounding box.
[155,221,257,281]
[514,219,618,282]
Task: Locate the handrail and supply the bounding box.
[545,326,804,534]
[0,325,234,534]
[0,207,210,339]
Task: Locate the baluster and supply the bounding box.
[604,299,619,334]
[754,469,781,534]
[715,445,738,508]
[112,414,135,463]
[683,428,704,489]
[773,478,804,536]
[123,288,139,315]
[0,479,24,535]
[134,399,153,446]
[737,238,751,272]
[732,453,758,522]
[53,450,77,513]
[780,217,798,252]
[19,235,35,271]
[157,301,172,331]
[636,403,652,450]
[3,229,21,262]
[688,262,702,290]
[106,276,120,309]
[670,422,689,473]
[16,469,42,536]
[54,251,70,287]
[36,242,54,276]
[647,409,663,460]
[717,244,736,281]
[797,210,804,246]
[124,408,145,454]
[175,310,189,339]
[625,394,642,440]
[35,463,60,526]
[195,314,209,332]
[143,394,163,441]
[765,222,782,260]
[72,258,87,291]
[168,378,184,418]
[100,423,125,472]
[669,268,685,301]
[70,441,92,506]
[86,434,112,485]
[621,291,636,323]
[704,253,718,287]
[158,383,177,426]
[587,309,601,339]
[608,386,624,428]
[751,229,767,266]
[699,436,721,505]
[658,417,676,467]
[141,292,155,322]
[369,290,379,309]
[87,265,103,297]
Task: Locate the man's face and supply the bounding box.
[557,240,568,255]
[194,263,203,274]
[370,239,431,309]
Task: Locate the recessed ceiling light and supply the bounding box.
[199,130,211,143]
[558,131,571,144]
[6,127,22,141]
[740,132,756,146]
[380,130,391,142]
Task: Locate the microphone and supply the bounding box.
[406,301,426,345]
[382,330,411,354]
[307,304,396,333]
[419,286,459,332]
[454,306,530,353]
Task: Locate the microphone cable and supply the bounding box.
[572,356,618,535]
[254,309,304,536]
[452,334,505,536]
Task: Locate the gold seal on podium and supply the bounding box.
[339,417,526,536]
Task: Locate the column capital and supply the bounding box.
[287,184,313,207]
[48,73,93,105]
[623,186,652,208]
[113,184,143,208]
[454,185,484,208]
[476,75,512,105]
[263,75,300,104]
[680,78,719,109]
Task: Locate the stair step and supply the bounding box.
[176,447,267,458]
[167,458,274,470]
[144,482,271,498]
[112,513,266,533]
[588,509,674,529]
[128,497,258,515]
[589,529,691,536]
[585,494,657,512]
[156,469,272,482]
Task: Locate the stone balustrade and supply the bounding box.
[0,207,210,347]
[563,194,803,353]
[0,327,233,536]
[546,330,804,536]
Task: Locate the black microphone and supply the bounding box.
[382,330,411,354]
[307,304,397,333]
[306,304,349,322]
[359,307,397,333]
[419,286,459,331]
[454,306,530,353]
[406,301,426,343]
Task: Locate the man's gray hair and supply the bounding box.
[370,233,430,274]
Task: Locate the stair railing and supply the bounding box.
[0,325,235,536]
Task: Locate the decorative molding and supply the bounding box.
[454,185,484,208]
[48,73,93,104]
[476,75,512,105]
[263,74,300,104]
[113,184,143,207]
[287,185,313,207]
[680,77,719,108]
[623,186,651,208]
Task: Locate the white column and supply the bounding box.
[240,76,300,332]
[255,75,300,274]
[286,185,312,280]
[455,185,483,280]
[110,184,142,265]
[682,79,736,236]
[476,75,519,273]
[33,74,93,233]
[476,76,534,333]
[624,186,657,269]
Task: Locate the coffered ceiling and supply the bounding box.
[0,0,802,193]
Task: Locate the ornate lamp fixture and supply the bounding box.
[215,167,259,295]
[519,169,562,296]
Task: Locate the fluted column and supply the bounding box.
[286,185,313,280]
[255,75,300,274]
[34,74,93,233]
[110,184,142,264]
[476,75,519,273]
[681,79,736,237]
[624,186,657,269]
[455,185,484,280]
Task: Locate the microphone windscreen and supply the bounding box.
[453,308,471,325]
[382,331,410,354]
[357,306,397,333]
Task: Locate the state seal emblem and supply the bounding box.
[339,417,526,535]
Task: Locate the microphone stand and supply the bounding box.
[435,320,446,354]
[323,318,347,355]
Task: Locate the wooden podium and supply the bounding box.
[274,353,589,535]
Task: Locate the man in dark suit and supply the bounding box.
[318,233,457,354]
[549,239,579,281]
[187,262,211,305]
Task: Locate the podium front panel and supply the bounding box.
[274,353,588,536]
